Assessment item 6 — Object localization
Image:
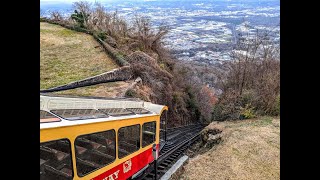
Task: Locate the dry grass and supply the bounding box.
[180,117,280,180]
[40,22,118,89]
[52,81,133,97]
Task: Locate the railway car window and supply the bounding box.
[40,110,60,123]
[126,108,151,114]
[40,139,73,180]
[99,108,134,116]
[118,125,140,159]
[142,121,156,147]
[50,109,108,120]
[75,130,116,177]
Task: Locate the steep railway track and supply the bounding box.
[160,124,204,155]
[133,124,205,180]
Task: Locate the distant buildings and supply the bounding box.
[41,0,280,65]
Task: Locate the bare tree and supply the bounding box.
[73,1,92,17]
[91,2,108,30]
[49,11,64,21]
[128,14,169,52]
[72,1,92,28]
[213,30,280,119]
[70,2,129,38]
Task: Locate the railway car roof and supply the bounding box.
[40,94,168,129]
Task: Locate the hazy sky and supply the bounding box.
[40,0,278,2]
[40,0,279,5]
[40,0,98,1]
[40,0,112,3]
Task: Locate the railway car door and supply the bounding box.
[159,110,167,149]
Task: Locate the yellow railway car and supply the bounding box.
[40,94,168,180]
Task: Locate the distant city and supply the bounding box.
[40,0,280,65]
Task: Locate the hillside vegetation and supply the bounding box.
[40,2,212,126]
[40,0,279,125]
[40,22,118,89]
[179,117,280,180]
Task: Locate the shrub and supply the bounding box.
[73,25,90,33]
[270,95,280,116]
[95,31,107,41]
[212,104,224,121]
[276,95,280,115]
[71,9,89,28]
[239,104,256,119]
[115,53,129,66]
[159,63,165,69]
[240,90,255,107]
[125,89,136,97]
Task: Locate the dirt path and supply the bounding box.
[53,81,134,98]
[179,117,280,180]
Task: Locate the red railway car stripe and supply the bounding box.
[92,144,159,180]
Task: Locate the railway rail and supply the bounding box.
[133,124,205,180]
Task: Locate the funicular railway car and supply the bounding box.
[40,94,168,180]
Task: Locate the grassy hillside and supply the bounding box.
[180,117,280,180]
[40,22,118,89]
